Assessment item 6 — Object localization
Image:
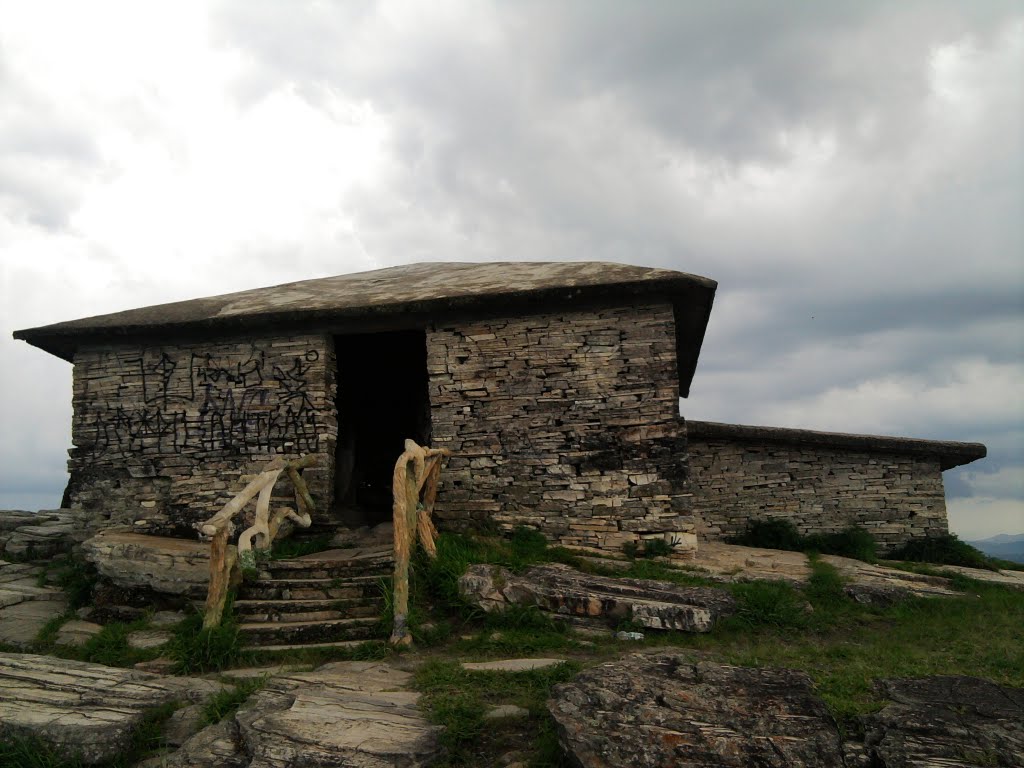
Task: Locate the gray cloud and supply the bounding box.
[2,2,1021,538]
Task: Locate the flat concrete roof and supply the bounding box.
[14,261,717,396]
[687,420,986,471]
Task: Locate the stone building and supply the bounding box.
[14,261,985,556]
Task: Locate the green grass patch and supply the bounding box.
[413,660,580,767]
[726,580,810,630]
[613,558,717,587]
[413,529,583,620]
[167,607,241,675]
[270,535,333,560]
[243,640,391,667]
[31,613,163,668]
[200,677,266,728]
[639,578,1023,737]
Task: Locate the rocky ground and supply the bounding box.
[549,650,1024,768]
[1,508,1022,766]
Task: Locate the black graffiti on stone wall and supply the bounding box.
[81,347,321,460]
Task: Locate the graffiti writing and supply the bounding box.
[80,346,321,461]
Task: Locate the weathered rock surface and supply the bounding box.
[55,619,103,647]
[139,719,248,768]
[0,509,86,560]
[0,559,67,647]
[150,661,442,768]
[81,530,211,597]
[548,653,1024,767]
[459,562,735,632]
[236,661,441,768]
[692,541,1023,597]
[864,676,1024,767]
[0,653,223,764]
[549,651,846,767]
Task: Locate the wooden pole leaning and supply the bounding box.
[199,454,318,630]
[389,439,450,647]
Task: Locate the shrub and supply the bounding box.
[730,519,878,563]
[887,534,995,571]
[729,519,806,551]
[728,581,809,629]
[622,538,676,560]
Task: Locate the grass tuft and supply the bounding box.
[167,606,241,675]
[414,660,580,766]
[200,677,266,728]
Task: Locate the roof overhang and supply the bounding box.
[14,261,718,397]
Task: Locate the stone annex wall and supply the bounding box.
[68,334,336,536]
[687,424,949,551]
[428,302,696,556]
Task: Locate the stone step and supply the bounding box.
[238,616,382,646]
[238,575,387,602]
[261,548,394,580]
[235,598,380,623]
[243,638,381,653]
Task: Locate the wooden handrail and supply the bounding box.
[390,439,450,647]
[197,454,318,629]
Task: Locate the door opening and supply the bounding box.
[333,330,431,527]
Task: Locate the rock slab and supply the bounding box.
[154,660,442,768]
[549,651,846,767]
[460,562,735,632]
[864,676,1024,767]
[81,530,211,597]
[548,652,1024,767]
[0,559,67,647]
[0,653,222,764]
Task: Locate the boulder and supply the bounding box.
[0,653,223,764]
[459,562,735,632]
[81,531,211,598]
[863,676,1024,767]
[548,651,847,767]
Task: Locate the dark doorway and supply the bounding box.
[334,330,431,526]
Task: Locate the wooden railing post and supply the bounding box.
[390,440,449,647]
[198,454,318,630]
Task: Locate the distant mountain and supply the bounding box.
[967,533,1024,565]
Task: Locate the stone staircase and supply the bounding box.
[235,543,393,652]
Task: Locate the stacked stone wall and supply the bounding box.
[428,302,696,556]
[68,334,336,536]
[688,436,949,551]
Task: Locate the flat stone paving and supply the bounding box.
[0,560,66,647]
[462,658,567,672]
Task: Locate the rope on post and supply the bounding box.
[390,439,450,647]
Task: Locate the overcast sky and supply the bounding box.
[1,2,1021,539]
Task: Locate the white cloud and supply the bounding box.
[947,497,1024,540]
[0,2,1020,539]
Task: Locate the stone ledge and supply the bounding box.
[687,420,986,470]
